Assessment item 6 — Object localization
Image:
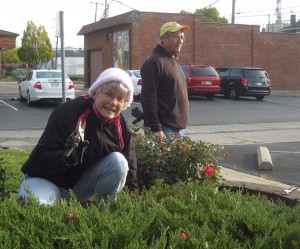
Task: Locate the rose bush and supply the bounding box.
[132,127,225,190]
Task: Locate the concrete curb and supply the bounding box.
[257,146,273,170]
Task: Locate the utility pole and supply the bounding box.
[104,0,109,19]
[275,0,282,23]
[90,2,103,22]
[231,0,236,24]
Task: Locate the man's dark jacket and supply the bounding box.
[141,44,189,132]
[21,96,139,192]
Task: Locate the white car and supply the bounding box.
[125,70,142,101]
[19,70,75,106]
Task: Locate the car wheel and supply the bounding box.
[206,94,214,100]
[256,96,264,100]
[27,91,33,106]
[133,94,141,101]
[19,87,25,102]
[224,92,230,98]
[229,87,239,99]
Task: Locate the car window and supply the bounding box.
[133,71,141,78]
[125,71,132,77]
[245,69,268,78]
[180,65,189,76]
[37,71,62,78]
[192,67,218,77]
[25,72,33,80]
[217,68,229,77]
[229,68,242,77]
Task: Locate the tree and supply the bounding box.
[17,21,54,69]
[1,48,22,64]
[180,7,228,23]
[195,7,228,23]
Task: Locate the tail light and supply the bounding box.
[34,81,42,89]
[242,78,248,85]
[137,79,142,85]
[68,81,74,89]
[268,79,271,86]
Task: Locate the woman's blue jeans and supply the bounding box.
[17,152,129,205]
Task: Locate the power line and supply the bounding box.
[101,0,136,19]
[224,6,300,17]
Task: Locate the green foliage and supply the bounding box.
[0,75,20,82]
[0,152,29,199]
[1,48,22,64]
[132,127,223,190]
[17,21,54,69]
[180,7,228,23]
[0,151,300,248]
[69,75,84,83]
[195,7,228,23]
[0,178,300,248]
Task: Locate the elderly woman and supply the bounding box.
[18,68,139,205]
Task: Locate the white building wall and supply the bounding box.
[56,57,84,76]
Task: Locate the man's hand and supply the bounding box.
[154,131,166,140]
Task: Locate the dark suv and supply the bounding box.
[216,67,271,100]
[180,64,221,100]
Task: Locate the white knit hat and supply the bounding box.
[88,67,134,109]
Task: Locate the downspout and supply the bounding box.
[251,25,254,66]
[193,14,196,63]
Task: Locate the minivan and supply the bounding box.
[216,66,271,100]
[180,64,221,100]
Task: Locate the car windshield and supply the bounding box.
[192,67,218,77]
[245,70,268,78]
[37,71,62,78]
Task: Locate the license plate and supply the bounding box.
[51,82,60,87]
[201,81,212,85]
[256,82,263,86]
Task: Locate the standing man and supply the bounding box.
[141,21,189,140]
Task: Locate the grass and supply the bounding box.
[0,76,19,82]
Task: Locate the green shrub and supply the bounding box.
[0,151,29,198]
[132,127,224,190]
[69,75,84,83]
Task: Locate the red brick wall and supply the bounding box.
[84,12,300,91]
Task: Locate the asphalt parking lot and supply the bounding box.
[1,81,300,187]
[221,142,300,187]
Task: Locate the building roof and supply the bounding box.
[279,20,300,33]
[55,49,84,57]
[0,29,19,36]
[77,10,140,35]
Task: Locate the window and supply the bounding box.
[245,69,268,78]
[192,67,218,77]
[37,71,62,78]
[229,68,242,77]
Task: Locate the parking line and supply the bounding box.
[0,100,18,111]
[271,151,300,154]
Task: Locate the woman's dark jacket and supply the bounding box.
[141,44,189,132]
[21,96,139,192]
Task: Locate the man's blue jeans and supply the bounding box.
[162,125,185,140]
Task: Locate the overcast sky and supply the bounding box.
[0,0,299,48]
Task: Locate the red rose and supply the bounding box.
[204,165,215,176]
